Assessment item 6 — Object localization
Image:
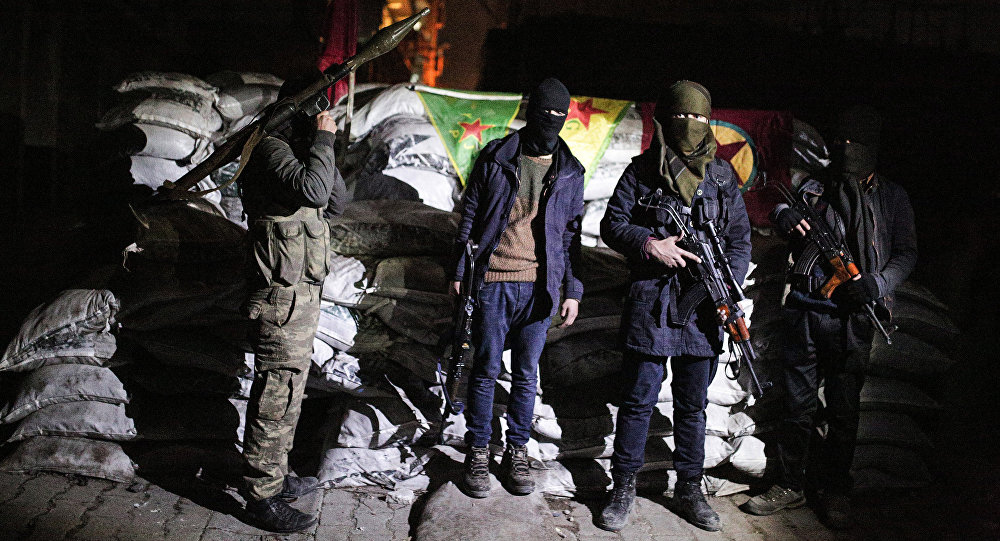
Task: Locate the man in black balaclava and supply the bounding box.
[237,72,347,533]
[742,106,917,530]
[597,80,751,533]
[449,78,584,499]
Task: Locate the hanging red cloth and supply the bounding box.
[317,0,358,104]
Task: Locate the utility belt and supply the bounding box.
[249,207,330,287]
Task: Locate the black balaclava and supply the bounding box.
[275,72,320,145]
[831,104,881,182]
[648,80,717,205]
[521,78,570,156]
[829,105,882,271]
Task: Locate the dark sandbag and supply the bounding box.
[128,395,246,443]
[116,360,246,399]
[328,200,459,257]
[416,481,564,541]
[204,71,283,89]
[860,376,941,416]
[352,172,422,202]
[370,256,449,296]
[577,247,630,294]
[122,328,250,377]
[895,281,950,313]
[857,411,933,450]
[127,200,248,265]
[541,328,621,389]
[8,401,136,442]
[891,301,960,349]
[852,444,930,489]
[1,289,119,373]
[0,365,128,424]
[868,332,955,381]
[0,435,136,483]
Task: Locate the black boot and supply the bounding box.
[500,443,535,495]
[596,473,636,532]
[463,445,491,498]
[278,475,321,502]
[245,494,318,533]
[671,478,721,532]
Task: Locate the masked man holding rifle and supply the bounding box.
[238,73,347,533]
[740,105,917,529]
[597,80,751,532]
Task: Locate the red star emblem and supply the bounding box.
[566,98,607,129]
[458,118,494,143]
[715,140,748,163]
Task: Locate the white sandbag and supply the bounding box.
[204,71,283,89]
[581,198,608,247]
[726,411,759,438]
[659,434,734,469]
[707,359,751,406]
[0,365,128,424]
[8,401,136,442]
[336,392,431,449]
[316,302,358,351]
[128,157,222,210]
[328,200,459,258]
[0,436,136,482]
[130,123,205,160]
[114,71,218,100]
[97,89,223,140]
[343,84,427,140]
[705,403,732,437]
[215,84,280,121]
[308,350,393,397]
[541,329,621,388]
[860,376,941,415]
[323,254,367,306]
[317,445,436,489]
[729,435,767,477]
[2,289,119,373]
[310,337,335,367]
[382,166,459,213]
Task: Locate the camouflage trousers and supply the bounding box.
[242,281,322,501]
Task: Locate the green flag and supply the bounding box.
[417,89,521,186]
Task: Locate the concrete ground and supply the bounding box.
[0,469,976,541]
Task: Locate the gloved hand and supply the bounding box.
[772,207,808,236]
[842,273,880,306]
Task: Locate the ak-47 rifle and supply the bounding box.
[772,183,894,344]
[440,240,478,417]
[638,189,771,399]
[147,8,429,203]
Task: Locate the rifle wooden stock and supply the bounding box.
[818,255,861,299]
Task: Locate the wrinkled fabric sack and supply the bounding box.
[0,364,128,424]
[328,200,459,257]
[316,302,359,351]
[1,289,119,373]
[97,88,223,140]
[416,481,561,541]
[541,329,621,388]
[124,329,250,377]
[8,401,136,442]
[860,376,941,415]
[0,436,136,483]
[868,332,954,380]
[130,396,246,443]
[323,254,367,306]
[317,445,436,489]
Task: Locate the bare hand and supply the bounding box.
[449,281,461,297]
[558,298,580,328]
[792,218,810,237]
[316,111,337,134]
[646,235,702,268]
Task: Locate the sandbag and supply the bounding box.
[857,411,932,450]
[316,302,359,352]
[868,332,954,380]
[215,84,280,121]
[729,435,767,477]
[383,341,442,383]
[1,289,119,373]
[204,71,283,89]
[347,314,395,355]
[130,396,246,442]
[580,199,609,248]
[126,201,247,265]
[323,254,367,306]
[328,200,459,257]
[894,281,950,313]
[860,376,941,416]
[118,359,246,398]
[545,315,620,343]
[707,360,751,406]
[109,123,206,161]
[577,246,629,294]
[0,436,136,483]
[114,71,218,100]
[124,328,250,377]
[541,329,621,388]
[659,434,734,469]
[336,392,431,449]
[891,301,960,348]
[363,295,451,346]
[852,444,930,487]
[97,88,223,140]
[114,273,248,332]
[370,256,449,296]
[0,364,128,424]
[317,445,435,489]
[308,350,393,397]
[8,401,136,442]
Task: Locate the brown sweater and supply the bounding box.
[484,154,552,282]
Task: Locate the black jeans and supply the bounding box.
[774,308,872,494]
[610,350,718,482]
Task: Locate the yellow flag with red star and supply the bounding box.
[416,89,522,186]
[559,97,632,186]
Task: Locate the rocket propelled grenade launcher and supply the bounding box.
[156,8,430,200]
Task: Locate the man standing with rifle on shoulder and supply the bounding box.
[740,105,917,530]
[597,80,752,533]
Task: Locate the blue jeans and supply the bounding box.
[464,281,551,448]
[610,351,718,482]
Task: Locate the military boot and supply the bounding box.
[595,473,636,532]
[671,478,722,532]
[500,443,535,495]
[739,484,806,515]
[245,495,318,533]
[278,475,321,502]
[463,445,491,498]
[818,492,853,530]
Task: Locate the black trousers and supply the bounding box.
[774,307,872,494]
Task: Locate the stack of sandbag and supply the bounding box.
[204,71,284,228]
[0,290,138,483]
[96,72,225,214]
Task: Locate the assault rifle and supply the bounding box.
[637,189,770,399]
[773,183,894,344]
[441,240,478,417]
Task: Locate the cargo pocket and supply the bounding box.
[256,369,294,421]
[622,298,654,350]
[303,219,330,283]
[265,287,296,328]
[272,221,305,286]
